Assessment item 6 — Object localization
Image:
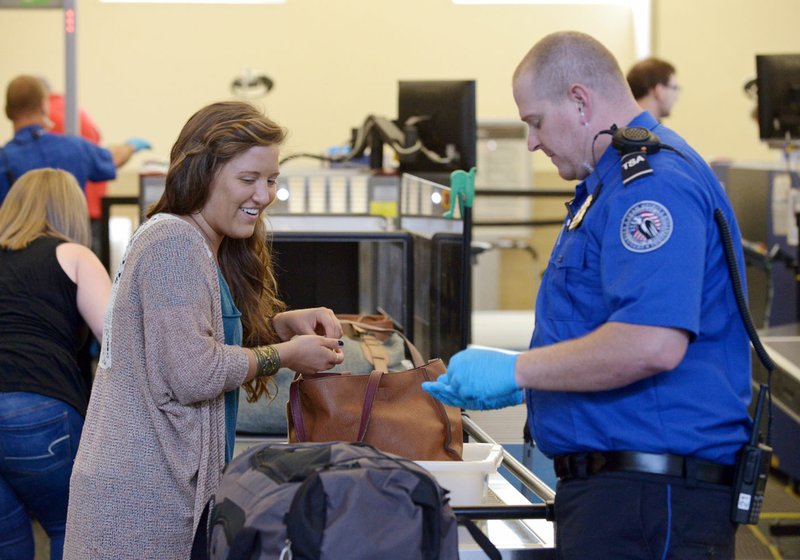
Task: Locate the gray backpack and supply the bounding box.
[208,441,460,560]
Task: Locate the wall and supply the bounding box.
[654,0,800,164]
[1,1,798,171]
[1,0,799,311]
[0,0,634,174]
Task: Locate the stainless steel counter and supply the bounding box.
[457,473,555,559]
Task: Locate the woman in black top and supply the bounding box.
[0,168,110,560]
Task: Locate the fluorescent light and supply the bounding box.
[101,0,284,4]
[454,0,632,4]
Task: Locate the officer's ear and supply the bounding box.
[568,84,591,126]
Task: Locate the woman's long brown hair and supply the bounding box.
[148,101,287,401]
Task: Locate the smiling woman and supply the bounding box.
[186,144,280,253]
[63,101,344,560]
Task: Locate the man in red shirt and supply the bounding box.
[47,91,107,227]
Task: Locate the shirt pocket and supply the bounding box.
[541,232,590,321]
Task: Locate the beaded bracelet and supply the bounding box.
[253,345,281,378]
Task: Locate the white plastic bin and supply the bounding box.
[416,443,503,505]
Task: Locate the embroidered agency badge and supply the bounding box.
[620,200,673,253]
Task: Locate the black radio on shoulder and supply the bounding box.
[611,127,661,185]
[612,126,661,155]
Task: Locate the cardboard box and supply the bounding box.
[416,443,503,505]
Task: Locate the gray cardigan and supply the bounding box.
[64,214,249,559]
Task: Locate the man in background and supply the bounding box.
[42,77,111,250]
[627,57,681,120]
[0,75,150,207]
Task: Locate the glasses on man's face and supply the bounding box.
[665,83,681,92]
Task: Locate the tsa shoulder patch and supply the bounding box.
[619,200,673,253]
[620,152,653,185]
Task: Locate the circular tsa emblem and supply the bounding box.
[619,200,673,253]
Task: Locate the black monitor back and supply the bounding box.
[271,232,414,338]
[412,232,466,363]
[398,80,476,180]
[756,54,800,142]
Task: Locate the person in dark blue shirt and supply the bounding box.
[0,74,151,204]
[424,31,750,559]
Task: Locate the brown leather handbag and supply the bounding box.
[287,319,463,461]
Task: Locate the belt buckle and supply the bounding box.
[572,453,590,478]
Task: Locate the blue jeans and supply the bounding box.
[0,392,83,560]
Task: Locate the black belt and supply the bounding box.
[553,451,735,486]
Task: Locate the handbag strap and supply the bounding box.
[289,371,342,443]
[289,375,308,441]
[356,370,384,441]
[339,319,425,368]
[337,313,393,327]
[420,363,462,461]
[356,363,461,460]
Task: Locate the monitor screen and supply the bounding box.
[756,54,800,142]
[397,80,477,178]
[271,232,414,339]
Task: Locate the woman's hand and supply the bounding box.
[272,308,342,340]
[275,335,344,375]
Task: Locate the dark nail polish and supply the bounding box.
[338,340,344,346]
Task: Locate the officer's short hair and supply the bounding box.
[5,75,46,121]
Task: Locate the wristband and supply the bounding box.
[253,345,281,378]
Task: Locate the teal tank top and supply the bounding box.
[217,268,242,464]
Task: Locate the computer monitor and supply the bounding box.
[756,54,800,144]
[271,231,414,339]
[397,80,477,178]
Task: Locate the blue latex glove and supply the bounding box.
[126,137,152,152]
[424,380,523,410]
[422,347,520,408]
[478,390,524,410]
[447,347,520,400]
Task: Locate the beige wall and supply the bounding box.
[1,0,636,176]
[1,0,799,310]
[2,1,797,175]
[654,0,800,164]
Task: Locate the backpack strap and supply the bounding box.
[458,518,502,560]
[359,333,389,372]
[340,319,425,368]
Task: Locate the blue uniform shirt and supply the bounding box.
[0,124,116,203]
[526,112,752,465]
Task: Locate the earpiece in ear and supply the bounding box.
[578,104,587,126]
